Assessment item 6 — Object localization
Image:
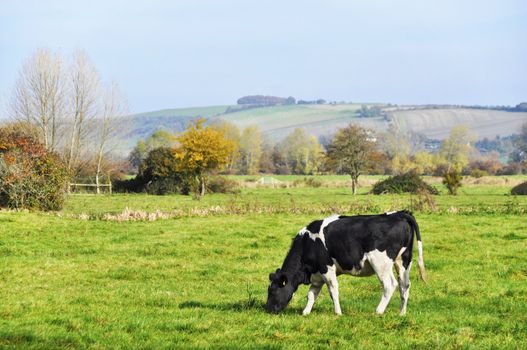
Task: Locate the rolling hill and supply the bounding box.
[115,104,527,155]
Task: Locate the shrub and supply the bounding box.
[304,177,322,188]
[371,172,438,195]
[470,169,488,178]
[0,125,69,210]
[147,177,187,195]
[497,162,526,175]
[112,177,146,193]
[207,176,239,194]
[443,170,462,195]
[511,181,527,195]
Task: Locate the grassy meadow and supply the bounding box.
[1,176,527,349]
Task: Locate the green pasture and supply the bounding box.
[1,177,526,349]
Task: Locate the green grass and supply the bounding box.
[1,179,527,349]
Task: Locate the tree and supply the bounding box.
[128,130,177,172]
[66,51,101,172]
[239,126,262,175]
[326,125,375,194]
[412,151,435,175]
[176,119,235,197]
[210,120,241,174]
[439,125,471,173]
[512,122,527,162]
[280,128,324,174]
[129,140,148,169]
[146,130,178,150]
[9,49,65,151]
[94,82,128,193]
[9,48,128,186]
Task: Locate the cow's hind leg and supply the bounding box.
[368,250,398,314]
[302,277,323,316]
[394,254,412,316]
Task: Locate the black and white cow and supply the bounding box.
[265,211,426,316]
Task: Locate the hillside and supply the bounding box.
[116,104,527,155]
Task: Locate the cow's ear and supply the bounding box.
[279,274,288,287]
[275,268,280,273]
[269,273,276,281]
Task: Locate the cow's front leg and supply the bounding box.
[302,279,323,316]
[322,265,342,315]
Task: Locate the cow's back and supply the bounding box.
[324,214,413,271]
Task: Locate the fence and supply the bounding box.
[68,183,112,195]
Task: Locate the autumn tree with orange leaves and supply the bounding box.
[176,119,235,198]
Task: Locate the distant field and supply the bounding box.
[1,178,526,349]
[115,104,527,156]
[392,108,527,140]
[219,104,368,140]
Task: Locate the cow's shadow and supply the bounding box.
[178,300,303,315]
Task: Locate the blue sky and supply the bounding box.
[1,0,526,113]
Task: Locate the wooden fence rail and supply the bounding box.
[68,183,112,195]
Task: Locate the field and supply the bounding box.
[115,104,527,156]
[1,176,527,349]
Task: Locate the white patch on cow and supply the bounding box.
[417,241,424,264]
[366,249,398,314]
[385,211,397,215]
[308,214,340,247]
[416,240,426,282]
[302,274,324,316]
[333,256,374,277]
[322,264,342,315]
[396,247,407,259]
[394,260,412,316]
[297,227,308,236]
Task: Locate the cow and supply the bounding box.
[265,211,426,316]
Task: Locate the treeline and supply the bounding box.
[236,95,329,107]
[123,120,527,197]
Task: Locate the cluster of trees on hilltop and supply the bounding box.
[237,95,296,106]
[236,95,329,107]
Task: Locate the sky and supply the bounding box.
[1,0,526,114]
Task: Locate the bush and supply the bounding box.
[371,172,438,195]
[304,177,322,188]
[443,170,462,195]
[0,125,69,210]
[497,163,526,175]
[470,169,488,178]
[112,177,146,193]
[511,181,527,195]
[207,176,239,194]
[146,177,187,195]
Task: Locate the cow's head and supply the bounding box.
[265,269,296,313]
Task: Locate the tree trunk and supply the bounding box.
[95,173,100,194]
[200,177,206,197]
[351,177,357,195]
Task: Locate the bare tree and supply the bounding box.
[9,48,128,188]
[66,51,101,172]
[9,49,65,151]
[94,82,128,193]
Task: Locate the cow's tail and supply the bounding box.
[401,211,427,283]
